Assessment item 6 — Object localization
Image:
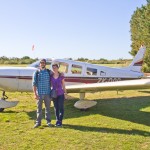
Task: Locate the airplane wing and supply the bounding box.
[66,79,150,93]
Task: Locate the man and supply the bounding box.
[32,59,52,128]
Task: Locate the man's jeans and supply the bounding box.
[36,94,51,124]
[53,94,64,122]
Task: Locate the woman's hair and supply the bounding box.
[52,63,59,68]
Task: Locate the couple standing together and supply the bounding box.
[32,59,67,128]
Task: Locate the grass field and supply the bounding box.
[0,90,150,150]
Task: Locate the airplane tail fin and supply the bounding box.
[125,46,146,72]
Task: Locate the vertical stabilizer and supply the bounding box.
[126,46,146,72]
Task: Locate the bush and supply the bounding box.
[4,61,9,64]
[142,63,150,72]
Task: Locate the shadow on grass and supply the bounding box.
[139,90,150,94]
[96,96,150,127]
[63,124,150,137]
[0,110,18,113]
[27,95,150,127]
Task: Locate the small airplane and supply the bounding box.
[0,45,150,111]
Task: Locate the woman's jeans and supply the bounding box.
[53,94,64,122]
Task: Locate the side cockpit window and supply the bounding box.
[71,64,82,74]
[100,70,106,76]
[86,67,97,76]
[47,62,51,65]
[58,62,69,73]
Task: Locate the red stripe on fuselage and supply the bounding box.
[0,76,139,83]
[64,77,138,83]
[0,76,32,80]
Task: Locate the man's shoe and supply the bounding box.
[34,123,41,128]
[47,122,52,127]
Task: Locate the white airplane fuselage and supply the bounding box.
[0,62,143,92]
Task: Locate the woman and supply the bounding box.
[51,63,67,127]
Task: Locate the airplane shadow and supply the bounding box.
[63,96,150,127]
[26,95,150,136]
[95,96,150,127]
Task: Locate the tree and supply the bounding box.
[21,56,31,59]
[130,3,150,72]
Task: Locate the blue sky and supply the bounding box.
[0,0,147,60]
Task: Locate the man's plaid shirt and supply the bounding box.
[32,69,51,95]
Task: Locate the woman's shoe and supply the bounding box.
[55,121,62,127]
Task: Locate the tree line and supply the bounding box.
[0,56,38,65]
[76,58,132,65]
[0,56,132,65]
[130,0,150,72]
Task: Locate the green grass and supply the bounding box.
[0,90,150,150]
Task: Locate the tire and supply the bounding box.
[0,108,4,112]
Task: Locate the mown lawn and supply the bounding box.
[0,90,150,150]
